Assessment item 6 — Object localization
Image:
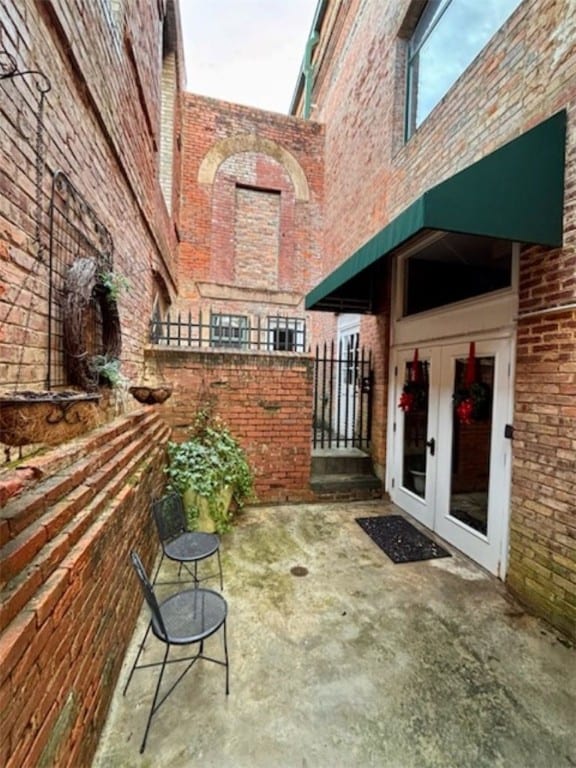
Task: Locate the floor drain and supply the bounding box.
[290,565,308,577]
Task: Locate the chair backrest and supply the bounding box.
[152,492,187,543]
[130,551,168,638]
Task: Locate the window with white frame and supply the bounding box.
[268,317,305,352]
[400,232,515,317]
[210,314,249,348]
[405,0,522,138]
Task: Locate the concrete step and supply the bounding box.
[310,472,382,494]
[311,448,375,476]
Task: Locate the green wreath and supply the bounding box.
[62,257,122,391]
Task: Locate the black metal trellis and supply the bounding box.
[0,51,52,390]
[0,50,51,255]
[47,171,114,388]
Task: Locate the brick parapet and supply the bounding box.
[146,346,315,503]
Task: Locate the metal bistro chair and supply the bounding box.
[124,551,230,753]
[152,492,223,590]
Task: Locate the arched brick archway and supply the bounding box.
[198,134,310,202]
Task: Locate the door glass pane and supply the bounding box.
[449,356,494,534]
[401,358,429,498]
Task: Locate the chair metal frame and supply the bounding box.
[124,551,230,753]
[152,492,223,590]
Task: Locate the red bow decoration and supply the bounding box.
[398,349,425,413]
[454,342,486,424]
[398,390,415,412]
[456,398,474,425]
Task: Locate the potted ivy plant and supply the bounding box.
[164,406,255,533]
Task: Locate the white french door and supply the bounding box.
[390,337,513,576]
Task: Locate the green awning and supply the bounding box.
[306,110,567,312]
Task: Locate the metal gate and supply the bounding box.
[313,341,373,449]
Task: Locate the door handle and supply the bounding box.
[426,437,435,456]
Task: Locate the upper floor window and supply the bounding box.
[405,0,522,138]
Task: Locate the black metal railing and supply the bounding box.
[313,341,373,450]
[150,311,307,353]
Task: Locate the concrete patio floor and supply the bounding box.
[93,500,576,768]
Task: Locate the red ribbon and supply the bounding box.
[464,342,476,387]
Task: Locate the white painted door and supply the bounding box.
[390,337,513,576]
[336,315,360,441]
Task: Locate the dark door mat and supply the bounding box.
[355,515,452,563]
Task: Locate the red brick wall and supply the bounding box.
[512,236,576,636]
[234,186,281,289]
[147,347,315,503]
[360,311,392,477]
[178,94,324,332]
[0,412,169,767]
[1,0,181,410]
[306,0,575,634]
[0,2,185,762]
[509,306,576,636]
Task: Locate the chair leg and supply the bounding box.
[140,643,170,753]
[128,627,229,752]
[158,553,222,589]
[222,619,230,695]
[217,549,224,591]
[152,551,165,585]
[123,621,152,696]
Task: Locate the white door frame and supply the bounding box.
[337,314,360,440]
[387,239,518,577]
[388,334,514,577]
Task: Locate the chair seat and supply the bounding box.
[152,493,223,589]
[164,531,220,562]
[152,587,227,645]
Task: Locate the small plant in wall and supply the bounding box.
[97,269,131,302]
[165,403,255,533]
[88,354,127,389]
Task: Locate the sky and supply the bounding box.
[178,0,319,114]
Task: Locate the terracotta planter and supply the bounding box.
[0,391,101,446]
[128,384,173,405]
[182,485,234,533]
